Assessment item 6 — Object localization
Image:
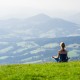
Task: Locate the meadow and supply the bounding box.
[0,61,80,80]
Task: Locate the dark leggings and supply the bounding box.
[54,58,60,62]
[54,58,68,62]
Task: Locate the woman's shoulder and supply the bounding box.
[58,49,68,54]
[58,49,67,51]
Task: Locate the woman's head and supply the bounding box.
[60,42,65,49]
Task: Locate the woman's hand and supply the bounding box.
[52,56,58,58]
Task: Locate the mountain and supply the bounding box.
[35,18,78,37]
[25,13,51,23]
[0,13,79,38]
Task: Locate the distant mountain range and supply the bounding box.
[0,13,80,38]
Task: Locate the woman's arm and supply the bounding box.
[57,51,60,58]
[52,51,60,58]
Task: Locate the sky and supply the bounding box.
[0,0,80,19]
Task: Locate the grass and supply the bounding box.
[0,61,80,80]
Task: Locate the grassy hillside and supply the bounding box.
[0,61,80,80]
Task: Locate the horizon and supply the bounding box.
[0,13,79,21]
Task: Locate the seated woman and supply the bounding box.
[52,42,69,62]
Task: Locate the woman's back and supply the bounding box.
[59,50,68,62]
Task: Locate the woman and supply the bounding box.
[52,42,69,62]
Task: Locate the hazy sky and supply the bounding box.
[0,0,80,19]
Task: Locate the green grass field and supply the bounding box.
[0,61,80,80]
